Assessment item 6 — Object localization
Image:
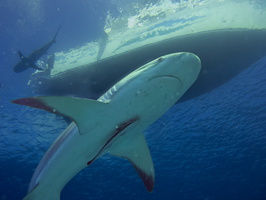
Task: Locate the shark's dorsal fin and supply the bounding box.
[18,50,26,61]
[12,96,108,135]
[110,131,155,192]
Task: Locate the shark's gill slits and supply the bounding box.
[99,84,119,102]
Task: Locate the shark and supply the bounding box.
[12,52,201,200]
[13,26,61,73]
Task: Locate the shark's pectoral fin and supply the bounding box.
[18,50,26,61]
[110,132,155,192]
[12,96,108,135]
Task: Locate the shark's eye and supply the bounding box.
[157,57,163,62]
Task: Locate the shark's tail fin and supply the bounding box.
[52,25,61,43]
[23,185,60,200]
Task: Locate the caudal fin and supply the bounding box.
[53,25,62,42]
[23,185,60,200]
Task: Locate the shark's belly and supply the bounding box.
[28,123,93,193]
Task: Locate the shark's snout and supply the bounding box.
[180,52,201,73]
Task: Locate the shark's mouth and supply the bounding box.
[87,116,139,165]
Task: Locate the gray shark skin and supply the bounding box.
[13,26,61,73]
[12,52,201,200]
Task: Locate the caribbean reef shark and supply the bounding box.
[13,26,61,73]
[12,52,201,200]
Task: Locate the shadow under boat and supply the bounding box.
[29,29,266,102]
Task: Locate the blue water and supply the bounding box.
[1,1,266,200]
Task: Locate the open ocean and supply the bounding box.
[0,0,266,200]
